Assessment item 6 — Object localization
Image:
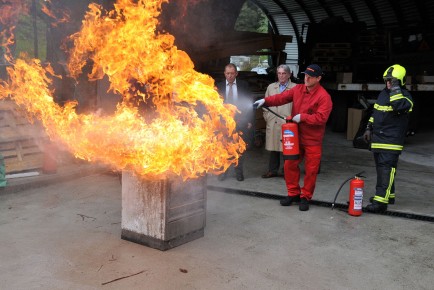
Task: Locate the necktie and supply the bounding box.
[227,82,234,102]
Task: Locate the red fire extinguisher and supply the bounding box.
[281,116,300,160]
[259,108,299,159]
[332,172,365,216]
[348,176,364,216]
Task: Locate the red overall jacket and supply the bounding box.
[264,84,333,146]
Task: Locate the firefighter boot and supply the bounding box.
[366,200,388,213]
[369,196,395,204]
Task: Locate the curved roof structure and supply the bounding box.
[251,0,434,69]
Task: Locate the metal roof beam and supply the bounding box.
[341,0,359,23]
[316,0,335,18]
[414,0,430,26]
[384,0,405,28]
[363,0,383,28]
[292,0,315,23]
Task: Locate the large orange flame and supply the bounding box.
[0,0,246,180]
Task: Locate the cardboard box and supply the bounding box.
[337,72,353,84]
[347,108,366,140]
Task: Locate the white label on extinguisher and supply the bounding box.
[283,130,295,149]
[354,188,363,210]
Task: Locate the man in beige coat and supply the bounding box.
[262,64,297,178]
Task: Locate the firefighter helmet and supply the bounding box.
[383,64,406,86]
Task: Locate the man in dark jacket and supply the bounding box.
[216,63,253,181]
[364,64,414,213]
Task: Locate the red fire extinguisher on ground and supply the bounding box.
[348,176,364,216]
[281,116,300,160]
[332,171,365,216]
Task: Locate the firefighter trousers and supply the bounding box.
[373,152,399,203]
[283,145,322,200]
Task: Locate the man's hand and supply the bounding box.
[292,114,301,123]
[390,77,402,96]
[363,130,372,143]
[253,99,265,109]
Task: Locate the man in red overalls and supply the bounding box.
[254,64,333,211]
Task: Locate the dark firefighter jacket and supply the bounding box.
[368,86,413,154]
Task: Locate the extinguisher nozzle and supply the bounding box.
[355,171,366,178]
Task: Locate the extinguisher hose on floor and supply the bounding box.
[331,171,365,209]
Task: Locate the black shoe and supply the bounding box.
[262,172,278,178]
[236,174,244,181]
[365,201,388,213]
[369,196,395,204]
[280,195,300,206]
[299,198,309,211]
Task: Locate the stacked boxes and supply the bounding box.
[347,108,366,140]
[336,72,353,83]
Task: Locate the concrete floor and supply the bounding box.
[0,128,433,289]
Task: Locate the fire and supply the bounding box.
[0,0,246,180]
[0,0,29,26]
[41,0,70,27]
[0,0,29,62]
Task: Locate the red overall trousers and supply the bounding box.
[283,145,322,200]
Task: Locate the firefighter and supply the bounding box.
[363,64,414,213]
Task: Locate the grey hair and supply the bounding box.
[277,64,291,74]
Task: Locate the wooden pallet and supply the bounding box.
[0,100,47,174]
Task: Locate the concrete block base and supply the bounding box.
[121,228,204,251]
[121,171,207,251]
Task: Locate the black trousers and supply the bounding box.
[268,151,282,174]
[234,153,244,176]
[373,152,399,203]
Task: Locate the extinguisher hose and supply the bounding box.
[331,171,365,210]
[263,107,285,120]
[331,177,353,210]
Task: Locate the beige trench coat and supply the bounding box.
[263,81,296,151]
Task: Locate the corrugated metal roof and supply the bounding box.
[251,0,434,67]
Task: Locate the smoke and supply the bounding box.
[0,0,29,26]
[159,0,246,65]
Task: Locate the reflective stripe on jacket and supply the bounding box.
[369,87,413,153]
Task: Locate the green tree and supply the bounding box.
[15,12,47,60]
[235,1,268,33]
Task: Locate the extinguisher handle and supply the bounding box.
[355,171,366,178]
